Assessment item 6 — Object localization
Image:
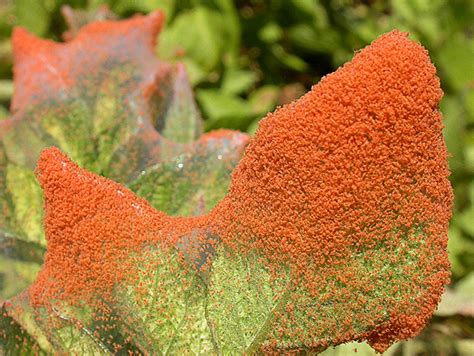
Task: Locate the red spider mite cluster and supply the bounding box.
[211,30,452,351]
[4,9,452,354]
[11,11,164,113]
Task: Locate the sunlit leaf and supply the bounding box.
[130,130,248,216]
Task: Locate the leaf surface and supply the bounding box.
[0,12,248,349]
[0,10,247,240]
[130,130,248,216]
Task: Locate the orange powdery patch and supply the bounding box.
[1,10,175,180]
[24,147,216,353]
[31,146,165,305]
[211,30,452,351]
[30,147,209,305]
[11,11,165,113]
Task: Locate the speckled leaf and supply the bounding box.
[263,231,436,351]
[207,246,291,353]
[114,243,215,353]
[0,148,226,354]
[207,31,451,353]
[0,12,249,351]
[1,243,216,354]
[206,230,433,353]
[1,20,451,356]
[2,11,172,182]
[30,300,148,354]
[1,292,52,354]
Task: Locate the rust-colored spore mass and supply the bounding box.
[212,30,452,350]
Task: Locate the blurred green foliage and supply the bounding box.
[0,0,472,352]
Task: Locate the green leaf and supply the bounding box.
[269,233,434,350]
[114,243,215,353]
[14,0,50,36]
[153,64,203,144]
[447,223,474,278]
[0,143,44,245]
[0,15,249,353]
[221,69,258,95]
[0,80,12,101]
[3,143,219,351]
[114,0,175,18]
[465,132,474,173]
[179,58,208,85]
[271,44,308,72]
[291,0,329,29]
[0,230,44,299]
[2,12,204,186]
[8,243,216,354]
[441,94,465,174]
[207,247,291,353]
[158,7,225,72]
[288,24,342,53]
[0,11,226,249]
[197,89,255,129]
[248,85,279,116]
[259,22,283,43]
[437,33,474,91]
[457,272,474,300]
[1,148,224,353]
[1,292,52,354]
[391,0,419,24]
[213,0,241,63]
[458,184,474,236]
[320,341,399,356]
[466,88,474,124]
[5,164,43,243]
[0,106,8,121]
[129,130,248,216]
[207,228,440,352]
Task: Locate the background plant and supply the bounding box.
[0,0,472,354]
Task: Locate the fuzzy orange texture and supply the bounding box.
[11,11,164,113]
[29,30,452,353]
[5,11,249,179]
[212,30,452,350]
[0,11,172,174]
[30,147,161,305]
[31,147,211,306]
[29,128,247,306]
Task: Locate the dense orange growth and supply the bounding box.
[11,11,164,112]
[24,30,452,353]
[3,10,198,182]
[30,147,212,306]
[31,147,163,305]
[212,30,452,350]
